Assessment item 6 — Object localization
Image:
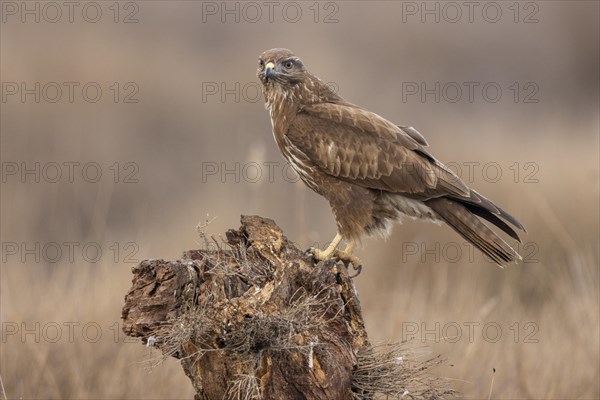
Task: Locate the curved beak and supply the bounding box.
[265,62,276,81]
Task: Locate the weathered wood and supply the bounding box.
[122,215,455,400]
[122,215,369,400]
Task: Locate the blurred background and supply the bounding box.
[1,1,598,398]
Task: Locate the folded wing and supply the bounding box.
[285,102,525,245]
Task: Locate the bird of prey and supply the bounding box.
[256,48,526,267]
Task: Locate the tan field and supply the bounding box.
[1,1,598,399]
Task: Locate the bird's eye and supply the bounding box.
[284,60,294,69]
[258,59,264,67]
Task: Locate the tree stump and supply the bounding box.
[121,215,455,400]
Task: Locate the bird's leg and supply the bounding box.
[308,235,363,276]
[334,241,363,276]
[309,232,343,260]
[342,242,355,255]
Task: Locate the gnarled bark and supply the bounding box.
[122,215,455,400]
[122,215,368,400]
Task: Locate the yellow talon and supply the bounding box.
[309,236,363,275]
[336,241,363,276]
[309,233,343,260]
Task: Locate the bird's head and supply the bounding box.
[257,48,341,109]
[257,48,306,89]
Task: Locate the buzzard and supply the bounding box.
[257,48,526,267]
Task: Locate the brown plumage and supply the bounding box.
[256,48,526,266]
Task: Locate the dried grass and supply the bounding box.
[352,343,456,399]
